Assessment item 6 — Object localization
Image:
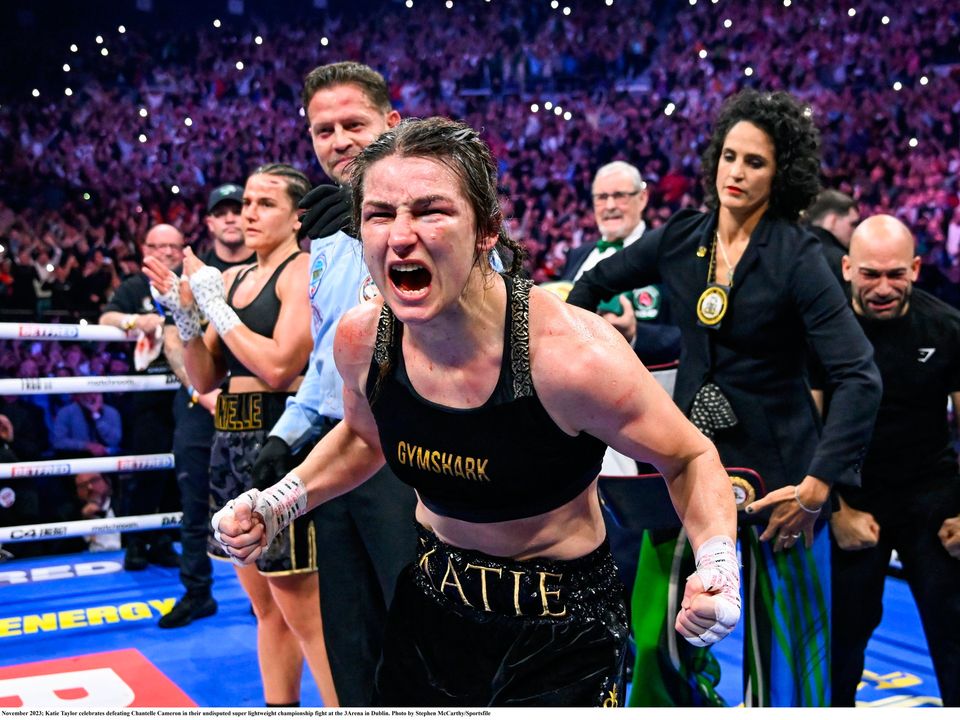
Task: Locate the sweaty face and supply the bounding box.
[715,121,776,218]
[592,170,647,242]
[306,84,400,184]
[241,175,299,250]
[360,155,495,325]
[206,202,245,248]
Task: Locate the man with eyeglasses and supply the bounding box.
[561,161,680,368]
[100,224,185,572]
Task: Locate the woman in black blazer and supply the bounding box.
[569,90,881,707]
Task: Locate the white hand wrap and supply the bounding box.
[685,535,741,647]
[188,265,241,336]
[150,282,202,342]
[210,473,308,566]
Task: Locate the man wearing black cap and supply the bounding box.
[157,183,254,628]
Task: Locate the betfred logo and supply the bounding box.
[11,464,70,478]
[0,649,196,707]
[117,457,174,472]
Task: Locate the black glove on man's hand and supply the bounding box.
[251,436,292,490]
[297,183,353,241]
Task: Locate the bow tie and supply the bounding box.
[595,238,624,252]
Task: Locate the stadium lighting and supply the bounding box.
[606,0,614,5]
[744,66,754,77]
[321,37,329,46]
[63,64,71,72]
[118,25,126,34]
[530,103,539,112]
[881,15,890,24]
[563,6,571,15]
[847,8,856,17]
[563,111,572,120]
[184,117,193,126]
[544,101,553,110]
[920,76,929,86]
[79,318,89,326]
[689,0,697,5]
[665,102,676,116]
[0,244,5,253]
[893,81,902,91]
[908,138,918,148]
[84,193,92,201]
[171,185,180,194]
[139,108,148,117]
[445,0,453,8]
[101,48,109,56]
[255,36,263,45]
[31,89,39,97]
[138,134,147,143]
[550,0,559,8]
[65,88,73,96]
[698,49,708,59]
[405,0,413,6]
[213,19,222,28]
[46,264,55,273]
[553,106,563,115]
[70,44,78,52]
[299,107,306,117]
[96,35,104,44]
[783,0,791,6]
[236,61,244,70]
[723,18,732,28]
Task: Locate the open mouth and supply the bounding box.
[389,263,432,293]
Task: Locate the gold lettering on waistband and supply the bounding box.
[418,548,437,589]
[395,441,492,483]
[440,558,472,607]
[215,393,264,431]
[510,570,524,617]
[538,571,567,617]
[464,563,503,612]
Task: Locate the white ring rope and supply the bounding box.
[0,373,180,396]
[0,453,174,480]
[0,512,182,544]
[0,322,133,342]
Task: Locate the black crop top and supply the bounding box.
[222,252,303,378]
[365,275,607,523]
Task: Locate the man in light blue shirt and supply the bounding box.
[250,62,414,708]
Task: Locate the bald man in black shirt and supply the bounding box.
[822,215,960,707]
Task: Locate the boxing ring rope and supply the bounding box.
[0,513,182,544]
[0,453,174,480]
[1,321,184,546]
[0,373,180,395]
[0,321,131,342]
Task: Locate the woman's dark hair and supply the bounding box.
[250,163,311,209]
[348,117,526,276]
[701,90,821,221]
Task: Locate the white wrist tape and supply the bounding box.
[188,265,240,336]
[151,280,202,342]
[173,306,203,342]
[685,535,741,647]
[211,473,308,564]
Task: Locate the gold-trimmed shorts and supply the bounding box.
[208,392,317,575]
